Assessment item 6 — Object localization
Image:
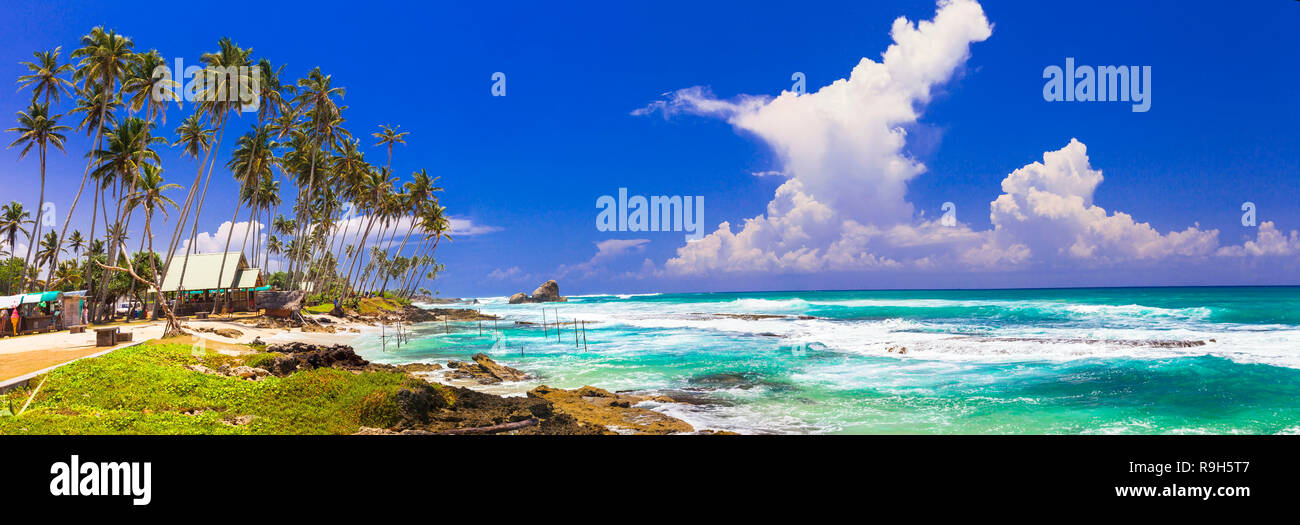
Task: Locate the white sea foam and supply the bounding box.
[465,294,1300,369]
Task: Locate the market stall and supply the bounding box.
[19,291,62,334]
[0,294,20,336]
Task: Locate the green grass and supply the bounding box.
[303,303,334,314]
[0,343,440,435]
[356,297,400,316]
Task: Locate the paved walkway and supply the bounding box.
[0,321,165,386]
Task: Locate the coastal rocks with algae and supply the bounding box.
[257,342,703,434]
[446,353,529,383]
[264,342,372,376]
[527,385,694,435]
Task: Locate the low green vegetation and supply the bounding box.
[0,342,439,435]
[303,303,334,314]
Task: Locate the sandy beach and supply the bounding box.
[0,313,373,386]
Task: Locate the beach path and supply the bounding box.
[0,321,166,386]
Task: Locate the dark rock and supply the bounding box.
[507,280,567,304]
[447,354,528,383]
[265,343,371,376]
[530,280,562,302]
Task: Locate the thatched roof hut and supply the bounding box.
[256,290,305,318]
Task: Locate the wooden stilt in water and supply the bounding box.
[582,320,588,351]
[478,320,482,336]
[574,318,579,349]
[542,309,548,337]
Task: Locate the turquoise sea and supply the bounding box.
[353,287,1300,434]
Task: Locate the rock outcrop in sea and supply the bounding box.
[508,280,566,304]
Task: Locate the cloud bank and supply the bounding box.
[631,0,1296,278]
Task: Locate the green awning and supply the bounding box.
[21,291,59,304]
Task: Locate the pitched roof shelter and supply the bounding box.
[159,252,265,293]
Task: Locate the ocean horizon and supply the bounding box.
[352,285,1300,435]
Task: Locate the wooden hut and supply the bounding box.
[256,290,305,318]
[159,252,266,315]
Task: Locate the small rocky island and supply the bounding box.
[509,279,567,304]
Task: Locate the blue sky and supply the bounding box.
[0,0,1297,297]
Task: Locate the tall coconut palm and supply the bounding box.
[89,117,162,315]
[174,38,253,297]
[157,113,213,294]
[255,175,281,271]
[0,202,32,294]
[67,230,85,259]
[35,231,64,282]
[384,169,440,292]
[404,205,450,298]
[63,28,135,309]
[7,102,70,292]
[125,163,181,332]
[18,46,75,106]
[341,167,395,293]
[287,68,346,288]
[208,57,290,281]
[372,124,407,171]
[325,138,368,273]
[213,124,275,312]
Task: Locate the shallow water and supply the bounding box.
[353,287,1300,434]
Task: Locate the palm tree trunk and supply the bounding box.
[33,144,49,291]
[377,217,407,293]
[288,148,319,289]
[343,213,377,294]
[176,114,229,297]
[398,237,429,296]
[211,197,245,314]
[51,97,110,300]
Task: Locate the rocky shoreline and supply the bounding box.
[243,341,721,435]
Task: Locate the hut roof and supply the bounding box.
[159,252,261,292]
[255,290,305,311]
[234,268,261,289]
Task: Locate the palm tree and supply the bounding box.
[17,46,75,105]
[62,28,135,308]
[404,205,450,298]
[214,124,276,313]
[121,50,179,126]
[256,175,281,271]
[288,68,346,288]
[341,167,395,293]
[0,202,32,294]
[175,37,253,298]
[125,163,181,332]
[372,124,407,171]
[384,169,440,292]
[7,102,70,292]
[158,113,213,293]
[89,117,163,312]
[68,230,85,259]
[52,259,83,290]
[36,231,64,282]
